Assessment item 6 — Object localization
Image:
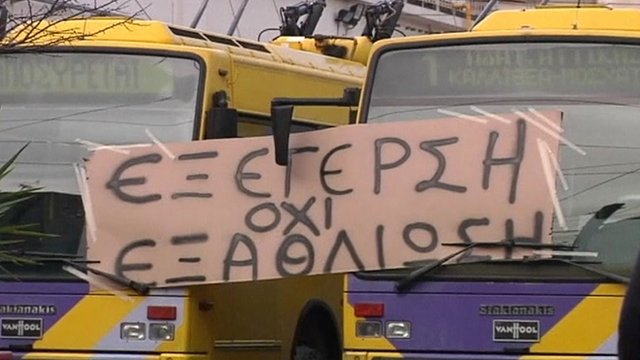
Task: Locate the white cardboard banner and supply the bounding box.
[84,112,561,287]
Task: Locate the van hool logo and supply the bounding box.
[493,320,540,342]
[0,318,43,338]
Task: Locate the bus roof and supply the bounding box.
[8,17,276,49]
[473,6,640,32]
[4,17,367,77]
[365,6,640,56]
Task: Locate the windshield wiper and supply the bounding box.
[62,260,151,295]
[443,240,575,250]
[395,240,573,292]
[395,242,477,292]
[4,252,151,295]
[6,250,84,259]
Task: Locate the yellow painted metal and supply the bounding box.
[33,295,144,350]
[270,36,373,65]
[474,7,640,32]
[366,7,640,58]
[530,284,623,355]
[4,17,365,131]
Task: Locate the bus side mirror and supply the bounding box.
[270,87,360,166]
[205,91,238,139]
[206,107,238,139]
[271,105,293,166]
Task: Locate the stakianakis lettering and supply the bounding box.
[0,305,56,315]
[479,304,555,316]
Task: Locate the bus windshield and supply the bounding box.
[366,41,640,277]
[0,52,202,280]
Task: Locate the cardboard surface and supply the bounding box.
[85,112,561,287]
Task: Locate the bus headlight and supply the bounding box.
[149,323,175,341]
[386,321,411,338]
[356,320,382,337]
[120,323,146,340]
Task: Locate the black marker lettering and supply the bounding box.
[165,275,206,284]
[483,119,526,204]
[276,234,315,277]
[178,151,218,161]
[223,233,258,281]
[324,230,365,273]
[456,218,491,263]
[320,144,353,196]
[106,153,162,204]
[416,137,467,193]
[171,192,213,199]
[325,197,332,230]
[236,148,270,198]
[504,211,544,259]
[376,225,386,268]
[403,222,438,253]
[285,147,319,198]
[171,233,208,245]
[505,211,544,242]
[245,202,280,233]
[115,239,156,279]
[186,174,209,181]
[281,197,320,236]
[178,257,201,263]
[374,138,411,194]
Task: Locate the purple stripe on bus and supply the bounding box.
[348,275,599,295]
[0,282,88,348]
[347,277,598,353]
[349,291,588,352]
[0,281,89,294]
[11,353,160,360]
[346,355,528,359]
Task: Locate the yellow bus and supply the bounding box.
[260,5,640,360]
[0,16,365,360]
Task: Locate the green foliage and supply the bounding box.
[0,143,47,268]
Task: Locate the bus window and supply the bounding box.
[0,52,202,193]
[0,52,203,280]
[366,42,640,276]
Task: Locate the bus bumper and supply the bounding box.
[16,352,208,360]
[344,351,618,359]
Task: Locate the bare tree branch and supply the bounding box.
[1,0,143,50]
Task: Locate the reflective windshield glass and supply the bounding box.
[367,42,640,277]
[0,52,201,279]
